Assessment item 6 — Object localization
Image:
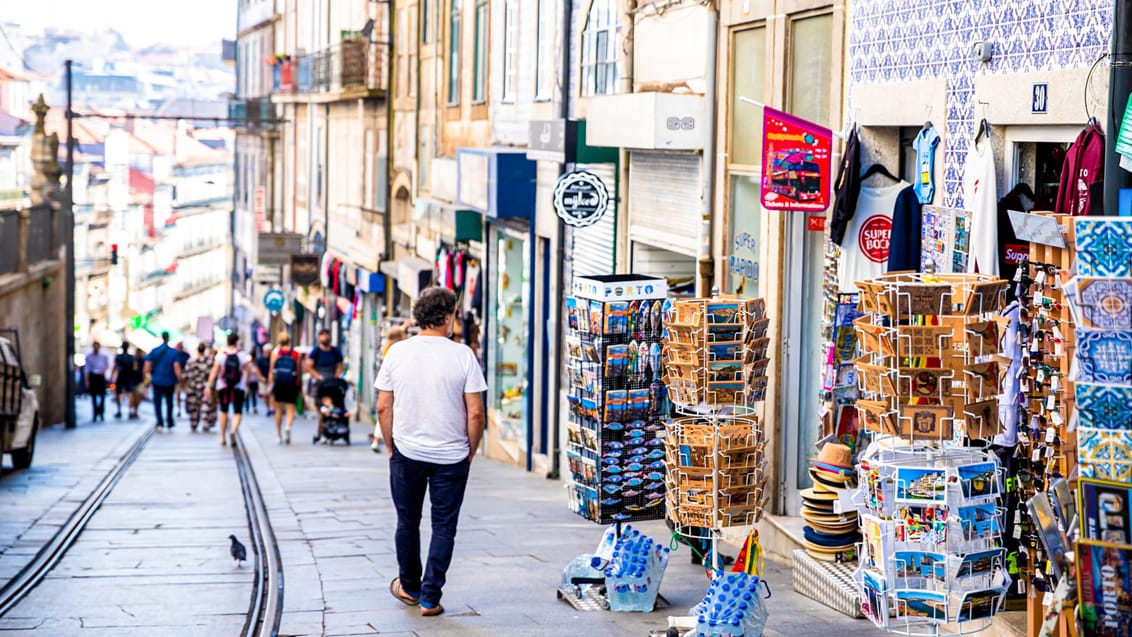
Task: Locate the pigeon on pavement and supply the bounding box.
[229,534,247,566]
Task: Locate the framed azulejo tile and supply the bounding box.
[1077,278,1132,329]
[1075,383,1132,431]
[1075,219,1132,277]
[1075,329,1132,385]
[1078,427,1132,483]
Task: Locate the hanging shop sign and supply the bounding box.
[290,253,321,286]
[553,170,610,228]
[760,106,833,212]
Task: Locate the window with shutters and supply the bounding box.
[502,0,518,102]
[580,0,617,96]
[448,0,461,105]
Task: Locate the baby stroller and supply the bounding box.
[314,378,352,445]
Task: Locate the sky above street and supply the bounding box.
[6,0,236,48]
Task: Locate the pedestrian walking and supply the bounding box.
[208,333,256,446]
[143,332,183,430]
[201,347,219,430]
[244,347,264,414]
[174,342,190,418]
[305,328,343,398]
[83,342,110,422]
[111,343,138,419]
[377,287,486,617]
[184,342,214,432]
[371,325,407,453]
[129,347,146,419]
[269,333,301,444]
[256,345,273,416]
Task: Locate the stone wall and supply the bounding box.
[0,260,67,426]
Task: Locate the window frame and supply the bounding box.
[472,0,489,104]
[534,0,555,100]
[580,0,618,97]
[447,0,462,106]
[502,0,518,102]
[423,0,432,44]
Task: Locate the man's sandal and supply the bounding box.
[389,577,419,606]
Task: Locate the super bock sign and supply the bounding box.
[553,170,610,228]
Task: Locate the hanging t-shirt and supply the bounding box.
[913,126,941,204]
[963,139,998,277]
[837,181,908,293]
[886,185,924,272]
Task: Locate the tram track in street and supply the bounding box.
[0,426,284,637]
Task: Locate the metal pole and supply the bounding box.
[383,0,395,316]
[64,60,76,429]
[1104,0,1132,215]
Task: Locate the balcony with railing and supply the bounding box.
[0,204,60,276]
[227,96,276,131]
[272,38,387,102]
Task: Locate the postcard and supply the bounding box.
[861,569,889,625]
[588,300,603,334]
[709,341,743,362]
[1080,478,1132,545]
[957,462,1000,501]
[958,503,1001,542]
[706,302,741,325]
[566,297,579,330]
[895,505,948,545]
[894,551,947,584]
[898,404,954,441]
[954,548,1005,580]
[1076,540,1132,636]
[895,467,948,504]
[894,589,948,622]
[953,588,1004,623]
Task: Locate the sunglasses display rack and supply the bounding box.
[853,442,1010,635]
[660,296,772,543]
[851,273,1010,446]
[564,275,669,525]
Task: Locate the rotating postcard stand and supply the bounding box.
[850,273,1013,635]
[662,296,772,567]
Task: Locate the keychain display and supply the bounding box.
[565,275,669,524]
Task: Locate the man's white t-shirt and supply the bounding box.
[375,335,487,464]
[218,349,253,391]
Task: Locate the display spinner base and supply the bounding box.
[792,549,864,619]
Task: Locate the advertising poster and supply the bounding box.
[760,106,832,212]
[1076,540,1132,636]
[1080,478,1132,545]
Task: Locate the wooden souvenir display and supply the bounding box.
[661,296,772,538]
[851,273,1008,445]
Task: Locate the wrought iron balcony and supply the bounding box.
[227,97,276,131]
[272,39,387,101]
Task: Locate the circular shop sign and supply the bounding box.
[263,289,286,313]
[553,170,610,228]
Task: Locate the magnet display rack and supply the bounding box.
[565,275,669,525]
[849,273,1013,635]
[661,296,771,545]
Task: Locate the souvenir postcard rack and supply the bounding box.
[565,275,669,524]
[661,297,771,544]
[851,273,1010,446]
[854,442,1010,635]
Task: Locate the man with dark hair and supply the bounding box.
[144,332,183,430]
[112,342,138,419]
[84,342,110,421]
[208,333,255,446]
[378,287,486,617]
[306,328,344,383]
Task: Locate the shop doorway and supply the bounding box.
[1003,125,1078,208]
[779,213,827,516]
[487,225,530,461]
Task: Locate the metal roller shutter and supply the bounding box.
[568,163,616,280]
[627,151,701,257]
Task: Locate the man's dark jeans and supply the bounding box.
[152,384,176,428]
[389,447,470,608]
[88,374,106,418]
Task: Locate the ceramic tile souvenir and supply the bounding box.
[1076,383,1132,431]
[1075,329,1132,384]
[1078,427,1132,483]
[1076,219,1132,277]
[1077,278,1132,329]
[898,404,955,441]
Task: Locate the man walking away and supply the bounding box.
[378,287,486,617]
[208,333,254,446]
[174,342,191,417]
[144,332,183,430]
[244,347,264,415]
[256,345,273,416]
[112,343,137,419]
[84,342,110,422]
[130,347,146,419]
[269,334,301,444]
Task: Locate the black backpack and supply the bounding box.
[273,351,298,385]
[223,353,242,387]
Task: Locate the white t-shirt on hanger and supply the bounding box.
[837,181,909,293]
[963,138,999,276]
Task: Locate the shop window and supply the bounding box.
[580,0,618,96]
[473,0,488,103]
[787,13,832,128]
[448,0,461,105]
[490,230,529,447]
[726,174,762,298]
[729,26,765,167]
[502,0,518,102]
[535,0,555,99]
[1014,142,1068,209]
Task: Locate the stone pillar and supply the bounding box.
[16,208,28,272]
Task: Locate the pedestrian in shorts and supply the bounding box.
[208,333,256,446]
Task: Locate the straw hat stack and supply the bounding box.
[800,443,860,562]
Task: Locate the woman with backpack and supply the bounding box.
[207,333,256,446]
[269,332,302,445]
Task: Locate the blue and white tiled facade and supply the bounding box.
[848,0,1111,207]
